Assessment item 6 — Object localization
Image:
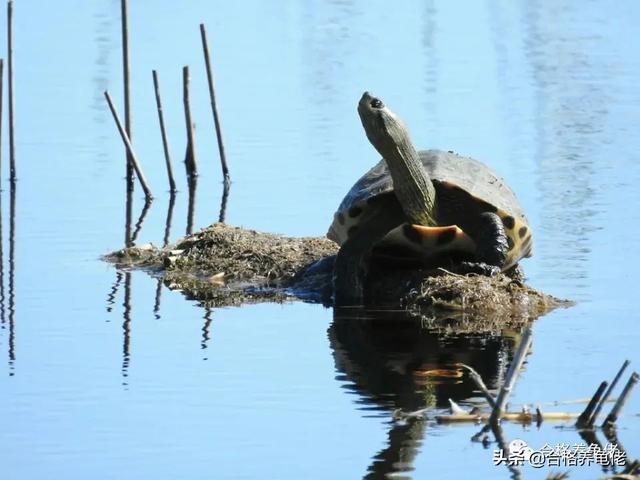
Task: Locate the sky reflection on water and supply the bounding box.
[0,1,639,479]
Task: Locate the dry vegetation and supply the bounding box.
[105,223,570,328]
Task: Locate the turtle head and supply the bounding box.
[357,92,405,153]
[357,92,437,226]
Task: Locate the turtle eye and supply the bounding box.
[370,98,383,109]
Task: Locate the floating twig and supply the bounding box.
[7,1,16,182]
[121,0,133,192]
[104,90,153,200]
[489,327,532,424]
[602,371,639,430]
[152,70,177,192]
[575,381,608,428]
[200,23,230,183]
[183,65,197,178]
[437,410,578,424]
[588,359,630,428]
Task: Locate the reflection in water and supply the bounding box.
[329,308,515,478]
[301,0,358,157]
[106,271,123,314]
[124,190,152,247]
[421,1,438,116]
[524,1,609,290]
[0,186,4,326]
[91,9,115,124]
[8,182,16,375]
[202,307,212,355]
[92,7,116,169]
[131,198,152,244]
[153,194,176,319]
[122,271,132,385]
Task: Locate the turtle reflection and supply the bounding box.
[329,308,517,479]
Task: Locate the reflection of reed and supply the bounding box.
[124,190,152,246]
[186,176,197,235]
[153,194,176,319]
[8,182,16,373]
[523,2,607,287]
[201,307,212,352]
[0,185,4,327]
[106,271,123,313]
[121,271,132,383]
[130,197,152,244]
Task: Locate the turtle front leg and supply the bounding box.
[459,211,508,276]
[333,198,405,306]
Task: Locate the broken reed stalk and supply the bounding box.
[186,174,197,235]
[587,359,630,428]
[121,0,133,192]
[152,70,177,192]
[218,178,230,223]
[459,363,496,408]
[489,327,533,424]
[200,23,230,183]
[183,65,197,178]
[125,188,133,246]
[602,371,639,429]
[104,90,153,200]
[575,381,608,428]
[7,1,15,182]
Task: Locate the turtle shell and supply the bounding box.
[327,150,532,269]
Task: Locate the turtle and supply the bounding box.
[328,92,533,305]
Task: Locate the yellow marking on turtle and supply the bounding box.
[407,225,476,254]
[494,206,532,268]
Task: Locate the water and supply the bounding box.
[1,1,639,479]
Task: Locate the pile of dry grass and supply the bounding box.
[105,223,569,323]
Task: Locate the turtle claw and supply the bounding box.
[457,261,501,277]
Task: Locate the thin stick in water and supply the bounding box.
[7,1,16,182]
[218,179,230,223]
[200,23,230,183]
[121,0,133,192]
[602,371,639,429]
[152,70,177,192]
[575,381,608,428]
[183,65,197,178]
[587,359,630,427]
[104,90,153,200]
[489,328,533,424]
[186,174,197,235]
[459,363,496,409]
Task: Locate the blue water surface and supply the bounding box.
[0,1,639,479]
